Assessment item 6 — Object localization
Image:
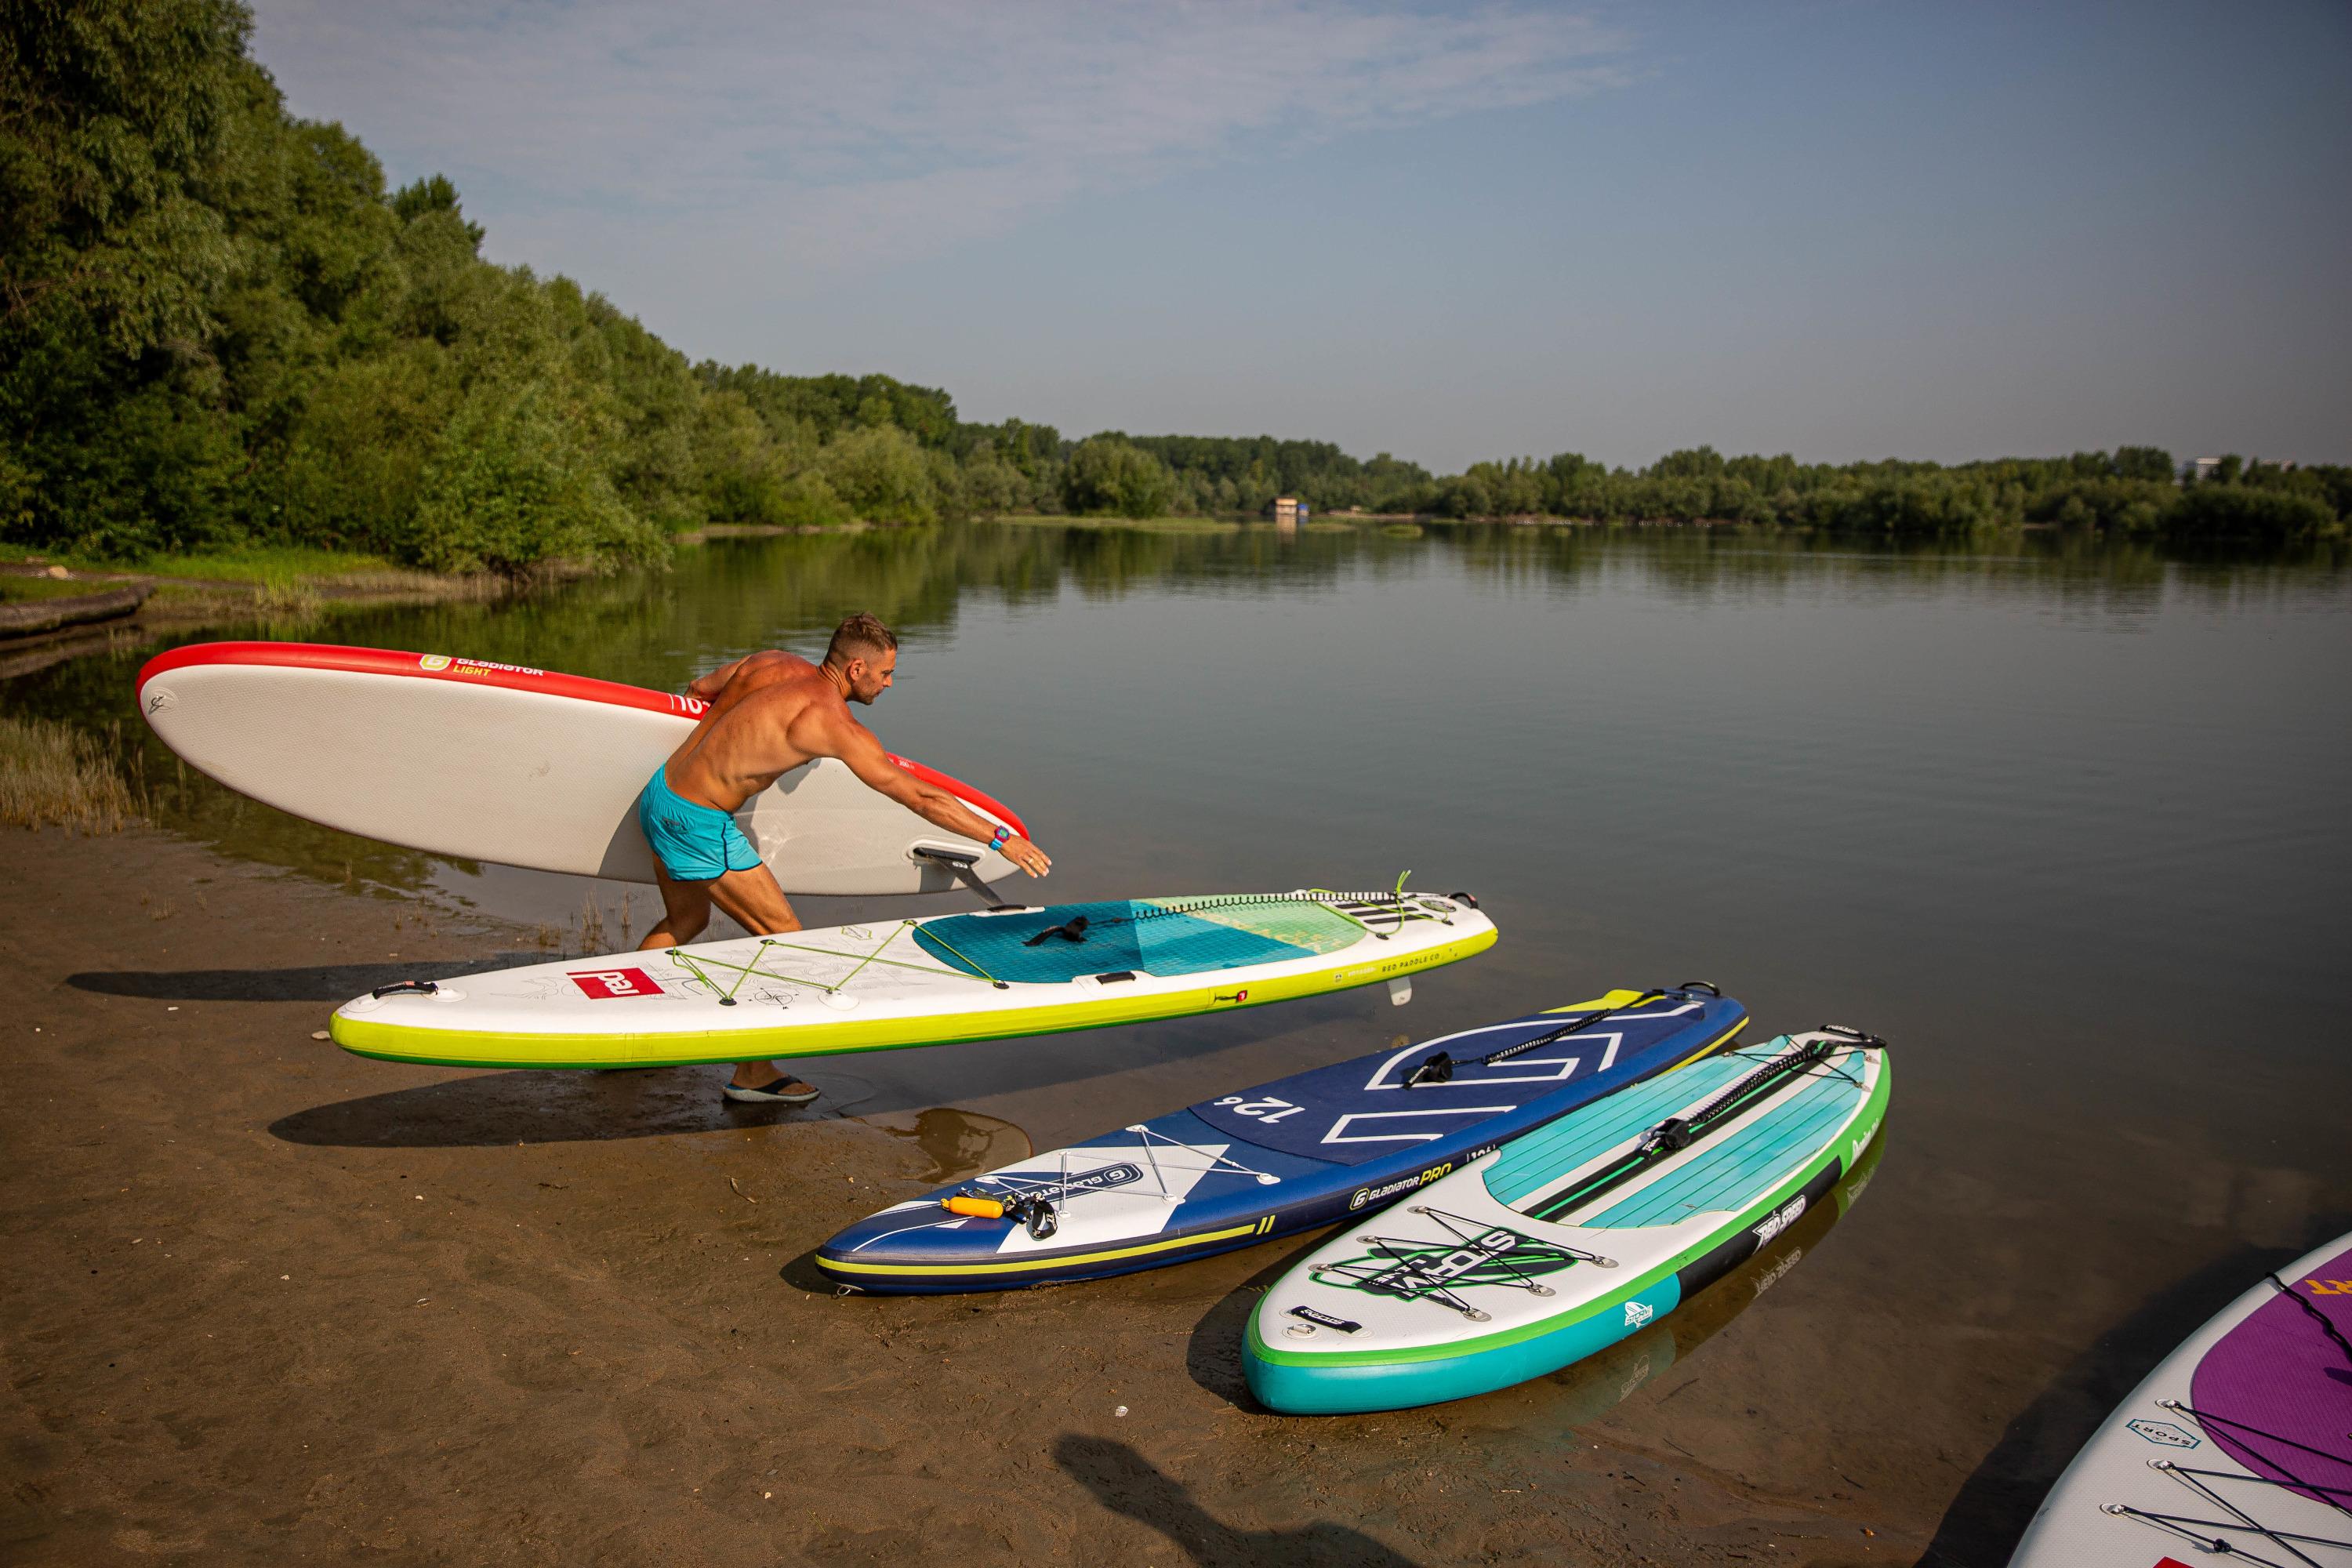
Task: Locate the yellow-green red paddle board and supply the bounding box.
[330,890,1497,1070]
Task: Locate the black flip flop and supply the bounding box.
[722,1075,819,1106]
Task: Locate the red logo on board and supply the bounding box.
[569,968,663,1000]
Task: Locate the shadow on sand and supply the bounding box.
[250,1005,1328,1152]
[266,1065,853,1147]
[1915,1218,2352,1567]
[67,955,548,1004]
[1053,1435,1420,1566]
[1183,1233,1332,1410]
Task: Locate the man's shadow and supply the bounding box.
[66,956,547,1003]
[249,987,1352,1149]
[1054,1436,1419,1567]
[265,1065,851,1147]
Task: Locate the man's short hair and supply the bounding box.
[825,612,898,668]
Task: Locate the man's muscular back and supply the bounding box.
[662,651,846,811]
[653,621,1043,882]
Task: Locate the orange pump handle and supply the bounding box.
[942,1195,1006,1219]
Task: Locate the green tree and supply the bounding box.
[1,0,246,357]
[408,377,659,573]
[819,424,937,523]
[2165,484,2333,540]
[946,445,1027,518]
[390,174,483,249]
[1063,435,1172,517]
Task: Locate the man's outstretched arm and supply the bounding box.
[828,717,1052,877]
[685,655,752,700]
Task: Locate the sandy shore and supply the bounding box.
[2,826,1935,1566]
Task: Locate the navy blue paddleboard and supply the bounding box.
[815,985,1746,1293]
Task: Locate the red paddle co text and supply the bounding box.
[569,969,664,1000]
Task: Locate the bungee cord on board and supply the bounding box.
[658,887,1468,1001]
[929,1126,1286,1242]
[664,920,959,1003]
[2267,1273,2352,1371]
[2100,1455,2350,1568]
[1309,1207,1613,1322]
[2085,1319,2352,1568]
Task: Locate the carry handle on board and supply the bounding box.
[912,844,1018,911]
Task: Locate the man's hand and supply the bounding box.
[1000,835,1051,878]
[686,655,748,701]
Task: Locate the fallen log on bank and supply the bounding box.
[0,584,153,640]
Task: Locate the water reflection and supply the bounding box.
[856,1106,1033,1183]
[1524,1121,1886,1432]
[5,521,2347,931]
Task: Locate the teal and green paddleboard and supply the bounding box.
[1245,1029,1890,1414]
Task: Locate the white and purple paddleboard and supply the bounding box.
[136,641,1027,895]
[2009,1229,2352,1566]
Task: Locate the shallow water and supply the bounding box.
[13,521,2351,1551]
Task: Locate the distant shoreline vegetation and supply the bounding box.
[5,4,2345,578]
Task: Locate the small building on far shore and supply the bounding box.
[1271,496,1308,527]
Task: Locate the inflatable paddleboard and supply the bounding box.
[1534,1129,1886,1433]
[818,985,1747,1293]
[332,889,1495,1069]
[1246,1029,1889,1414]
[2008,1229,2352,1567]
[135,641,1026,894]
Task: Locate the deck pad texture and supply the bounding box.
[913,898,1357,983]
[2191,1239,2352,1506]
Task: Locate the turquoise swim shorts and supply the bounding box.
[637,766,761,882]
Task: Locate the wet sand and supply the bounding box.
[0,828,2109,1564]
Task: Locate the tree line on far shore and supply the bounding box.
[5,2,2345,575]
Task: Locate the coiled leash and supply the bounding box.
[939,1191,1060,1240]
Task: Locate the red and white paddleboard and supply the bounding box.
[135,642,1029,895]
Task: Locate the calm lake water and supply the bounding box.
[13,520,2351,1552]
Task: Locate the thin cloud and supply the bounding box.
[252,1,1632,271]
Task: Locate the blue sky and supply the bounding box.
[249,1,2350,471]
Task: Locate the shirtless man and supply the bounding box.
[635,612,1051,1104]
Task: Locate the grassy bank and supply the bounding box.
[0,713,140,833]
[990,514,1242,534]
[0,575,117,602]
[0,546,549,629]
[4,543,434,586]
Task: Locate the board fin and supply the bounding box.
[913,844,1018,910]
